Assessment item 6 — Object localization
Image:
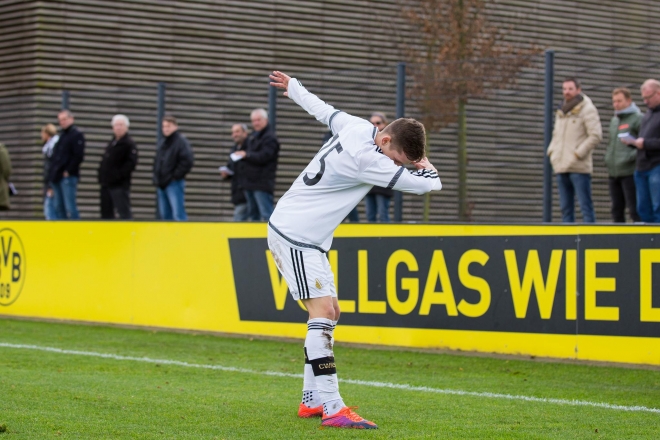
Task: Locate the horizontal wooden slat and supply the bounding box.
[1,0,660,223]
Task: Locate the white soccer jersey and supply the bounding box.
[268,78,442,252]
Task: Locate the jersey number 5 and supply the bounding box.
[303,135,343,186]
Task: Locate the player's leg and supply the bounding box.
[299,275,340,417]
[302,295,377,429]
[297,296,333,417]
[266,231,325,418]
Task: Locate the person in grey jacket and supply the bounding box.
[153,115,194,221]
[604,87,642,222]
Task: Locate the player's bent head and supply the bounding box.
[381,118,426,162]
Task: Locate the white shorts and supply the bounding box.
[267,228,337,301]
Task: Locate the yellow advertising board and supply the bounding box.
[0,222,659,365]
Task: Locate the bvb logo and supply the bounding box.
[0,229,26,306]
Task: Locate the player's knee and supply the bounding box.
[320,302,335,320]
[305,297,335,320]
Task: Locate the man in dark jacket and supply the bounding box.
[153,115,194,221]
[233,108,279,221]
[220,123,249,221]
[49,110,85,219]
[605,88,642,222]
[98,114,138,219]
[623,79,660,223]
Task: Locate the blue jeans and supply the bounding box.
[365,193,391,223]
[157,179,188,221]
[233,203,249,221]
[44,193,57,220]
[51,176,80,219]
[557,173,595,223]
[634,165,660,223]
[244,190,273,221]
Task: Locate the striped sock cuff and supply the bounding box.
[307,318,333,331]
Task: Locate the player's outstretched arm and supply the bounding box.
[269,70,356,133]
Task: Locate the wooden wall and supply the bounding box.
[1,0,659,223]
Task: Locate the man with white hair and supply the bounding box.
[232,108,280,221]
[622,79,660,222]
[97,114,138,219]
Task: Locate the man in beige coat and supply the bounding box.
[547,77,602,222]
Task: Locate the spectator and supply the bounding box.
[0,142,11,211]
[547,77,602,223]
[605,88,641,223]
[233,108,280,221]
[622,79,660,223]
[41,123,59,219]
[323,129,359,222]
[48,109,85,219]
[98,114,138,220]
[365,112,393,222]
[153,115,194,221]
[221,123,249,221]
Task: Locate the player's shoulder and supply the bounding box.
[338,120,378,148]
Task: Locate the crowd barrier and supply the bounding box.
[0,222,658,365]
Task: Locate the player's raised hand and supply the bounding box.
[414,157,437,173]
[269,71,291,97]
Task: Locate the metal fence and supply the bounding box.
[1,45,659,223]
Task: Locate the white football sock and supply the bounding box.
[331,319,337,346]
[302,348,321,407]
[305,318,345,415]
[301,388,321,407]
[323,398,345,416]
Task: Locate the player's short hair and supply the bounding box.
[563,77,581,89]
[382,118,426,162]
[163,114,177,125]
[111,114,130,128]
[612,87,631,99]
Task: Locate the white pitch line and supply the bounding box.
[1,342,658,415]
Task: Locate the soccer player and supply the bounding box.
[267,70,442,429]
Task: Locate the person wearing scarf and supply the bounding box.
[547,77,602,223]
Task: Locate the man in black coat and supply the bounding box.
[48,109,85,219]
[98,114,138,219]
[233,108,280,221]
[153,115,194,221]
[220,123,249,221]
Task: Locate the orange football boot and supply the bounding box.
[298,402,323,418]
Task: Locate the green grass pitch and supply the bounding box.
[0,318,658,439]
